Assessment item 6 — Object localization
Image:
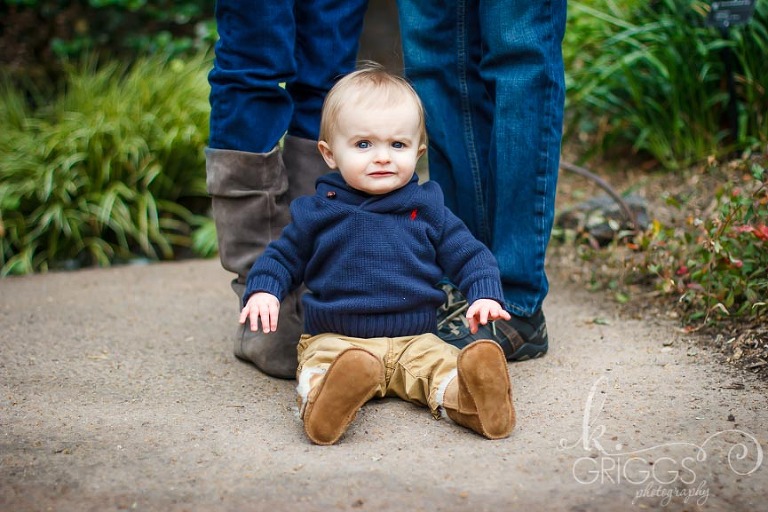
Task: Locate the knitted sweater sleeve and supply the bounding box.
[435,206,505,305]
[242,199,314,306]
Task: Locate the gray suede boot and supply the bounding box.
[282,135,331,201]
[231,281,303,379]
[206,146,301,379]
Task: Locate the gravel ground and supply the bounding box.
[1,259,766,511]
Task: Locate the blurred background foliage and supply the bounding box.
[564,0,767,168]
[1,0,216,93]
[1,0,217,275]
[0,54,212,274]
[562,0,767,327]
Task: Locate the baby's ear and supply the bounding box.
[317,141,337,169]
[417,144,427,159]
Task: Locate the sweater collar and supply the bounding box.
[315,172,420,213]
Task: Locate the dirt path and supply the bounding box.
[1,259,766,511]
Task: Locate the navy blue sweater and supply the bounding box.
[244,172,505,338]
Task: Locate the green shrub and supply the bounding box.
[673,162,767,321]
[565,0,768,169]
[612,160,768,325]
[0,53,214,275]
[0,0,216,92]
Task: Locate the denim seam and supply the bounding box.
[503,1,562,318]
[535,0,562,312]
[457,0,489,245]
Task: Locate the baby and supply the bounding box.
[240,64,516,445]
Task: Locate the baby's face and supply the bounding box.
[318,101,426,195]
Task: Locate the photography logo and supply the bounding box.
[559,376,764,507]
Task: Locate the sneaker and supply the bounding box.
[436,284,549,361]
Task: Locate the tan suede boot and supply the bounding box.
[301,347,384,445]
[206,146,300,379]
[443,340,516,439]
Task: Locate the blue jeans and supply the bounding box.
[398,0,566,317]
[208,0,369,153]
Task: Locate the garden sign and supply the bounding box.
[705,0,757,28]
[705,0,757,145]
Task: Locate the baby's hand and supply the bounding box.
[466,299,511,334]
[239,292,281,333]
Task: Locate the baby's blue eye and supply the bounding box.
[392,141,405,149]
[356,141,371,149]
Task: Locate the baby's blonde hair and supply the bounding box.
[319,62,427,147]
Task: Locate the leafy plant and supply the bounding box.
[565,0,768,169]
[553,156,767,332]
[0,53,213,275]
[0,0,216,92]
[191,216,218,259]
[678,163,768,321]
[579,159,767,326]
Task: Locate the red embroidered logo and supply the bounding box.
[410,209,418,220]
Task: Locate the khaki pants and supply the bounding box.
[297,332,460,417]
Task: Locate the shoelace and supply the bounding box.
[436,287,498,338]
[437,300,469,335]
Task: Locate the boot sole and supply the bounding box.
[303,347,383,445]
[506,339,548,362]
[458,341,516,439]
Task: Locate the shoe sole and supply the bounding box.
[303,348,383,445]
[458,341,516,439]
[506,340,549,362]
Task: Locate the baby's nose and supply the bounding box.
[373,147,391,162]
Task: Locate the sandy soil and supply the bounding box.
[1,258,766,511]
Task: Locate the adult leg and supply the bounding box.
[463,0,567,361]
[399,0,566,360]
[479,0,567,317]
[283,0,369,201]
[207,0,299,378]
[206,0,369,378]
[397,0,493,241]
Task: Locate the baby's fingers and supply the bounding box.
[263,300,279,333]
[468,315,479,334]
[239,306,250,325]
[478,307,490,326]
[488,306,511,322]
